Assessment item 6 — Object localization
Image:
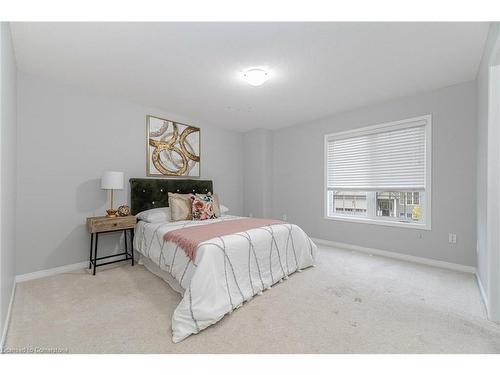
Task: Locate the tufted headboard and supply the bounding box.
[129,178,214,215]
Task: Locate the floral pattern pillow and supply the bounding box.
[191,193,218,220]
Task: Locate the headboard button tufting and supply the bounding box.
[130,179,213,215]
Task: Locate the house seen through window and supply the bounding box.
[325,115,431,229]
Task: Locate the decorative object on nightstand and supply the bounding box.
[86,215,137,275]
[101,171,124,217]
[117,204,130,216]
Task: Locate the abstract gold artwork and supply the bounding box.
[146,115,200,177]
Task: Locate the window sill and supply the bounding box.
[324,215,431,230]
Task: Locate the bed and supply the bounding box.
[130,178,317,343]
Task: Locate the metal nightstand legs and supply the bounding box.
[93,232,99,275]
[89,229,134,275]
[89,233,94,270]
[128,229,135,266]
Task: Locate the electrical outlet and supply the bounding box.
[448,233,457,244]
[249,213,253,218]
[417,232,423,239]
[282,214,288,221]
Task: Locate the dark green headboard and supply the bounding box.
[129,178,214,215]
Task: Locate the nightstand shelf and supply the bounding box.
[86,216,137,275]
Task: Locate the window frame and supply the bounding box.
[323,114,432,230]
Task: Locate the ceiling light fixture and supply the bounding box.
[243,68,269,86]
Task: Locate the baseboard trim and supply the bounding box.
[1,282,16,351]
[311,237,476,274]
[15,261,88,283]
[475,273,490,318]
[1,261,88,350]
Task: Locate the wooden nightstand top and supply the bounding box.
[86,215,137,233]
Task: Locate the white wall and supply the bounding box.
[0,23,17,338]
[243,129,273,218]
[272,81,477,266]
[16,73,244,275]
[476,23,500,321]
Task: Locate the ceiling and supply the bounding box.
[11,22,489,132]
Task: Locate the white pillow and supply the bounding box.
[220,204,229,214]
[136,207,171,223]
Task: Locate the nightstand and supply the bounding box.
[86,215,137,275]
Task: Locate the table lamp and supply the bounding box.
[101,171,124,217]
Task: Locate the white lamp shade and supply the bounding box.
[101,171,124,190]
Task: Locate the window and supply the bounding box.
[325,115,431,229]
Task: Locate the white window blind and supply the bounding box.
[326,118,428,191]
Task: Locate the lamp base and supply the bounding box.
[106,209,118,218]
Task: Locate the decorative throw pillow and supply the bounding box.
[211,193,222,217]
[168,193,193,221]
[192,193,221,217]
[191,193,219,220]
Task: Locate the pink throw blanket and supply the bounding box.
[164,218,284,261]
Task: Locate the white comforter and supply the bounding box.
[133,215,317,343]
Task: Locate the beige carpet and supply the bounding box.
[5,245,500,353]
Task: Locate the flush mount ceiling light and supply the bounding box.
[243,68,269,86]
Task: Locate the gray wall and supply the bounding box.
[273,81,477,266]
[0,23,17,335]
[243,129,273,218]
[476,23,500,320]
[16,73,244,275]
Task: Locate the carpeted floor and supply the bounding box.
[5,245,500,353]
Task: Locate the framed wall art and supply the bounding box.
[146,115,200,177]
